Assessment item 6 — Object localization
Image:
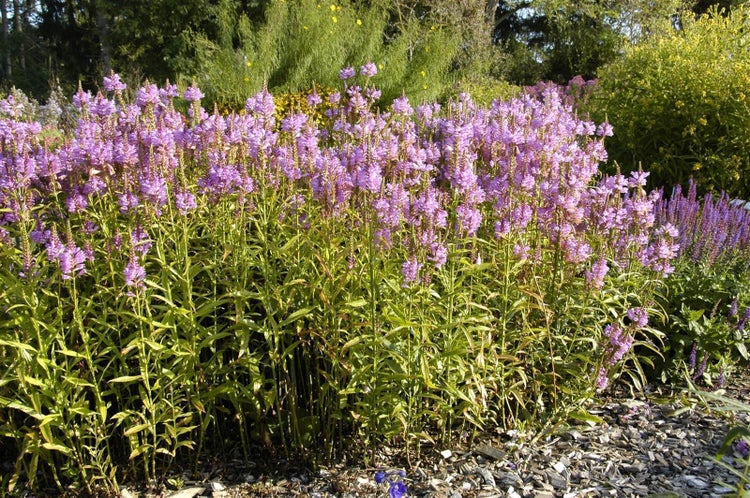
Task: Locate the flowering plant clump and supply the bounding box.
[646,179,750,383]
[0,70,706,494]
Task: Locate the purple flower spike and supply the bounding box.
[124,256,146,288]
[103,72,127,93]
[401,257,422,285]
[716,368,725,389]
[360,62,378,77]
[339,66,355,80]
[58,243,88,280]
[184,84,205,102]
[392,96,413,116]
[729,298,739,318]
[739,307,750,332]
[306,90,322,107]
[689,342,698,372]
[596,367,609,392]
[693,352,709,380]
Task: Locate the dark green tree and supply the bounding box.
[101,0,220,84]
[36,0,102,93]
[492,0,687,84]
[0,0,50,97]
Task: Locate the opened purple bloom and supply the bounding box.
[389,481,407,498]
[626,307,649,329]
[374,471,387,484]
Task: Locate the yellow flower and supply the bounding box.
[332,16,337,22]
[356,19,362,25]
[330,4,336,10]
[423,84,428,90]
[303,25,309,30]
[246,61,252,67]
[244,77,250,82]
[420,70,426,77]
[698,117,707,126]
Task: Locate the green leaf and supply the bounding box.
[736,342,749,360]
[280,307,314,327]
[0,339,37,352]
[108,375,143,384]
[341,336,365,352]
[38,413,62,429]
[124,423,153,437]
[64,375,94,388]
[568,409,604,425]
[41,442,72,455]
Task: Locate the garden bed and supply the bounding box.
[118,365,750,498]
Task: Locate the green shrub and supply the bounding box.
[444,75,521,107]
[188,0,464,109]
[588,6,750,198]
[651,258,750,384]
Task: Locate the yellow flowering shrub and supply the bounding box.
[588,6,750,198]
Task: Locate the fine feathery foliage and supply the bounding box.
[188,0,466,110]
[588,5,750,198]
[0,74,746,494]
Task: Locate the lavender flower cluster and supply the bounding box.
[655,180,750,265]
[596,308,650,391]
[0,71,680,289]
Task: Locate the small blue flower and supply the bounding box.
[735,439,749,458]
[389,481,408,498]
[375,470,408,497]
